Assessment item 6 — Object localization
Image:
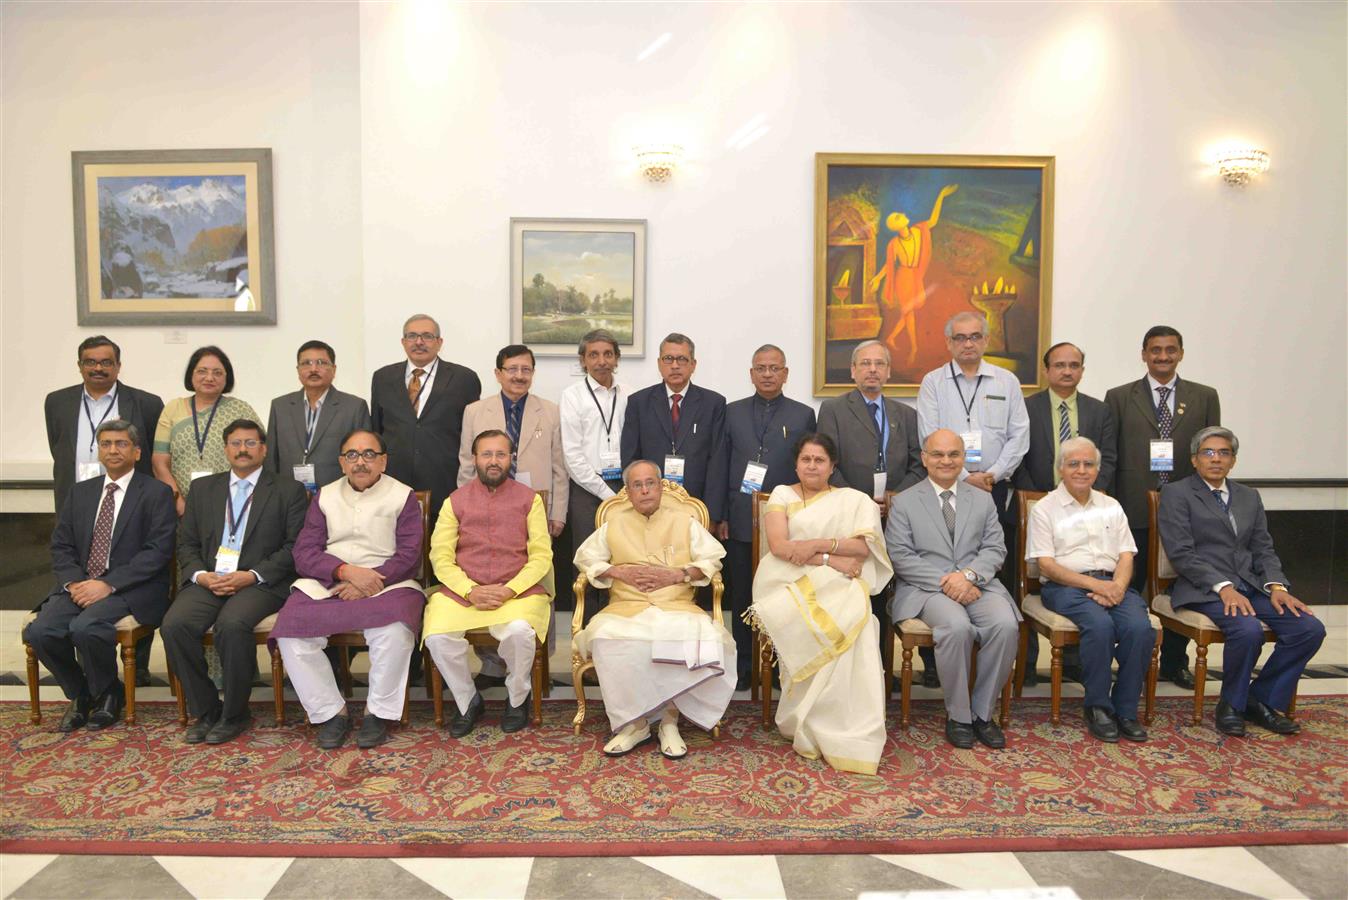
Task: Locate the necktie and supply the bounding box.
[1058,401,1071,445]
[1211,488,1228,513]
[1155,385,1173,484]
[506,401,521,477]
[87,483,119,578]
[940,489,956,539]
[408,368,425,412]
[867,400,882,434]
[670,393,682,430]
[229,479,253,547]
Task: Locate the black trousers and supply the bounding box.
[25,592,133,701]
[724,539,755,679]
[1131,526,1190,672]
[161,584,282,721]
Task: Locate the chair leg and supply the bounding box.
[401,680,411,726]
[571,657,588,736]
[750,632,760,702]
[1013,623,1028,698]
[270,646,285,726]
[1287,688,1298,720]
[173,669,188,726]
[424,647,444,728]
[881,616,895,700]
[900,645,914,728]
[760,637,773,731]
[1192,642,1209,726]
[1145,628,1161,726]
[1000,672,1012,727]
[541,640,552,699]
[24,642,41,726]
[531,639,544,727]
[1049,645,1062,725]
[122,640,137,726]
[338,646,353,698]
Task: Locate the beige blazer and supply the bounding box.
[457,392,569,522]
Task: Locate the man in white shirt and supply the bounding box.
[1026,436,1154,743]
[560,329,629,620]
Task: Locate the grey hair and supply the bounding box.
[1191,426,1239,456]
[95,418,140,446]
[944,311,988,339]
[661,332,696,359]
[577,328,620,359]
[401,313,441,336]
[623,459,662,486]
[1056,435,1102,470]
[850,340,891,366]
[752,343,785,360]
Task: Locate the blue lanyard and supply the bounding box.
[190,396,221,459]
[82,385,118,452]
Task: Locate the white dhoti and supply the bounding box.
[425,619,536,714]
[578,606,736,732]
[278,623,415,723]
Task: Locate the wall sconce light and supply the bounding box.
[634,144,683,182]
[1211,145,1270,186]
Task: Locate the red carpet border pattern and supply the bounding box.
[2,697,1346,857]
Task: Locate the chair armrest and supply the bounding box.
[711,573,724,624]
[571,573,589,636]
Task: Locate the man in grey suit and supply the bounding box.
[265,340,372,493]
[818,339,930,682]
[718,344,816,689]
[1158,427,1325,737]
[1012,341,1116,684]
[886,429,1021,749]
[1105,325,1221,689]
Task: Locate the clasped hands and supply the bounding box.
[67,579,114,607]
[606,563,689,593]
[940,570,980,605]
[466,583,515,610]
[1086,578,1127,608]
[196,571,258,597]
[333,564,386,601]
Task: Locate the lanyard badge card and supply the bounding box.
[741,461,768,495]
[663,455,685,484]
[1150,439,1174,472]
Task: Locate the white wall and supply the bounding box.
[4,1,1345,485]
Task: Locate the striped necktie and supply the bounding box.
[506,400,521,477]
[86,483,119,578]
[1058,401,1071,445]
[940,490,956,539]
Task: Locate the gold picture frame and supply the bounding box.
[813,153,1054,397]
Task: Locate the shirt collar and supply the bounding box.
[1051,481,1096,508]
[665,383,688,400]
[929,478,958,498]
[1146,373,1178,393]
[102,469,135,492]
[585,374,617,394]
[405,358,438,378]
[1206,478,1228,496]
[306,388,330,409]
[229,468,263,490]
[82,383,119,404]
[501,391,527,410]
[948,359,995,380]
[1050,390,1078,407]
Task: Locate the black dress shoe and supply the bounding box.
[501,693,531,733]
[1021,670,1040,688]
[356,715,391,748]
[450,692,484,738]
[87,691,124,730]
[973,717,1006,749]
[317,714,352,749]
[59,697,91,733]
[1244,699,1300,735]
[185,705,223,744]
[473,672,507,691]
[945,718,975,749]
[1164,667,1197,690]
[921,668,941,689]
[135,668,153,688]
[1118,718,1148,742]
[1214,699,1246,736]
[205,714,251,744]
[1084,706,1120,743]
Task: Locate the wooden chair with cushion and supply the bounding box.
[424,490,551,728]
[895,619,1013,729]
[171,615,286,726]
[1146,490,1297,726]
[24,613,157,726]
[570,479,723,736]
[1011,490,1162,725]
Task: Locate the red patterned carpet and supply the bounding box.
[2,697,1346,858]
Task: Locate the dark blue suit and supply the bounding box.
[620,381,728,522]
[722,393,816,678]
[24,472,175,701]
[1158,475,1325,713]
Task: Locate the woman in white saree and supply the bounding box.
[749,433,894,774]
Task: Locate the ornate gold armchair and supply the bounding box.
[570,479,724,735]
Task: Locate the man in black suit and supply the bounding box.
[1013,341,1117,684]
[370,314,482,529]
[24,420,175,732]
[161,419,308,744]
[265,339,372,493]
[44,335,164,685]
[1105,325,1221,689]
[718,344,816,689]
[620,332,728,524]
[816,339,930,683]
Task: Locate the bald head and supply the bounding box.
[921,429,966,488]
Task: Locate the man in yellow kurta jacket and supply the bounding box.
[423,430,553,736]
[573,460,732,759]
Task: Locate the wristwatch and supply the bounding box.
[822,552,831,566]
[961,568,982,585]
[682,570,693,584]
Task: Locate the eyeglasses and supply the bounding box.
[1062,459,1099,470]
[226,439,261,449]
[499,366,533,376]
[1048,361,1083,371]
[80,359,118,369]
[297,359,333,369]
[403,331,439,342]
[628,478,661,491]
[659,355,692,365]
[97,439,132,450]
[924,450,965,460]
[950,333,985,344]
[1197,448,1234,459]
[194,367,226,378]
[752,365,785,375]
[855,360,888,370]
[340,449,386,462]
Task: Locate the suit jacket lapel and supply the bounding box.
[308,391,338,450]
[518,396,541,455]
[919,482,954,550]
[674,386,701,445]
[108,474,144,551]
[952,486,974,548]
[1173,377,1192,427]
[240,471,272,549]
[1129,378,1159,434]
[1194,476,1235,534]
[420,359,451,417]
[847,391,878,439]
[653,388,674,446]
[1032,392,1053,458]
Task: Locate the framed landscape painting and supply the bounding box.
[510,218,646,357]
[72,148,276,325]
[813,153,1054,396]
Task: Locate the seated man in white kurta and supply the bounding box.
[573,459,732,759]
[423,430,553,737]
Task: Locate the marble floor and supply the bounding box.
[3,607,1345,900]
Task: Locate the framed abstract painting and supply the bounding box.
[813,153,1054,396]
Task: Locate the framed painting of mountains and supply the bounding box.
[72,148,276,325]
[813,153,1054,396]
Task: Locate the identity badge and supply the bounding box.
[292,464,317,493]
[77,462,105,482]
[960,431,983,467]
[663,455,686,484]
[872,471,888,500]
[599,449,622,481]
[214,545,241,575]
[741,461,768,495]
[1150,439,1174,472]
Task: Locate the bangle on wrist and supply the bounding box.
[829,538,838,553]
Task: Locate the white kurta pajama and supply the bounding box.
[573,507,734,732]
[749,485,894,774]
